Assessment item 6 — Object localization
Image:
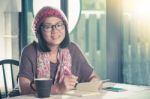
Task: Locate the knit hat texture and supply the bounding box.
[33,6,68,33]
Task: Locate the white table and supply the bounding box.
[6,82,150,99]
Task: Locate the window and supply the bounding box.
[70,0,106,79]
[123,0,150,85]
[0,0,21,93]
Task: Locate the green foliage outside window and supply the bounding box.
[82,0,105,10]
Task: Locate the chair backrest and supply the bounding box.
[0,89,2,99]
[0,59,19,98]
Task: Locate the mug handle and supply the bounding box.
[30,80,36,91]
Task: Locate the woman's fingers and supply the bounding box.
[63,74,78,90]
[68,75,78,83]
[68,75,78,88]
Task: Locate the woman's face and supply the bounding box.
[41,16,65,47]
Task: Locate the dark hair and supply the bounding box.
[37,22,70,52]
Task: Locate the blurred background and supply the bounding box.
[0,0,150,95]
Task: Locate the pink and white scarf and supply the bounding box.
[36,48,72,84]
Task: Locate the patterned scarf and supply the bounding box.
[36,48,72,84]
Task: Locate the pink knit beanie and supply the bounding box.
[32,6,68,33]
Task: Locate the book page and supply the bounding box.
[76,80,102,91]
[65,80,102,97]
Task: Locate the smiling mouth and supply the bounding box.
[51,36,59,40]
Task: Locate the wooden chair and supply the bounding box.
[0,59,20,98]
[0,89,2,99]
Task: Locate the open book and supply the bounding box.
[64,80,102,97]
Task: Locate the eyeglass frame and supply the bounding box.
[41,21,65,32]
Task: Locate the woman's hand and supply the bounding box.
[19,77,35,95]
[88,71,99,81]
[62,74,78,91]
[51,74,78,94]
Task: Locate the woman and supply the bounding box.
[18,6,99,94]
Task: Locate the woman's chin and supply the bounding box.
[48,42,60,47]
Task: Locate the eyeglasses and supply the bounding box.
[42,22,65,32]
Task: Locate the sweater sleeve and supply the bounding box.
[18,43,37,81]
[69,42,93,83]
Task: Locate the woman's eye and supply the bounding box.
[57,24,61,26]
[57,23,64,27]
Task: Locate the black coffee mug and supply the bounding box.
[30,78,52,98]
